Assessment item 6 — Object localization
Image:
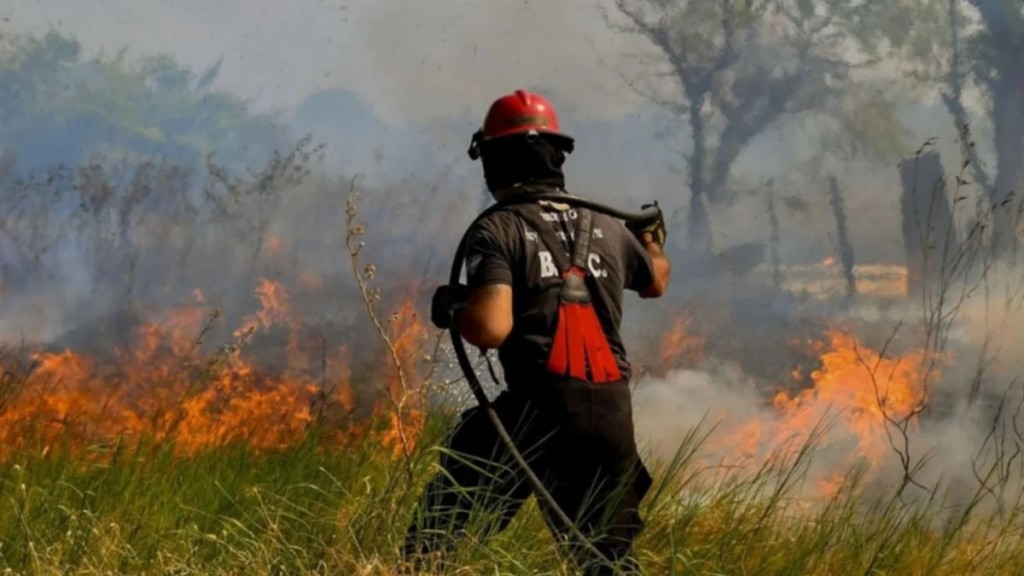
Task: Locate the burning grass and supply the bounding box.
[2,280,1024,574]
[703,328,934,496]
[0,277,429,464]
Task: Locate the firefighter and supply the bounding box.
[403,90,671,575]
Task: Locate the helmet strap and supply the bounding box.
[467,129,484,160]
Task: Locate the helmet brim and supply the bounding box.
[468,128,574,161]
[486,129,574,151]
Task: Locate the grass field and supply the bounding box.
[3,405,1023,576]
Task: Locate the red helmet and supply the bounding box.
[468,89,574,160]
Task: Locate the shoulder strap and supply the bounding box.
[570,208,593,272]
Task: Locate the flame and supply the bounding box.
[0,278,423,463]
[233,278,290,339]
[817,472,848,499]
[265,234,282,256]
[774,330,927,466]
[659,312,706,370]
[711,329,932,493]
[376,295,430,458]
[822,255,837,267]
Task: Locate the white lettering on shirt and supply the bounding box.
[539,251,559,278]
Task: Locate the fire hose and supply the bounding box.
[446,192,661,573]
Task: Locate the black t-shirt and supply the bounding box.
[464,196,655,386]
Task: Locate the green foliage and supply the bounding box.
[0,30,290,174]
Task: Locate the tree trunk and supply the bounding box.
[898,151,959,297]
[828,176,856,301]
[988,70,1024,255]
[975,0,1024,256]
[766,180,782,290]
[685,93,713,254]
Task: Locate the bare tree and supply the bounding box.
[605,0,888,254]
[887,0,1024,256]
[951,0,1024,256]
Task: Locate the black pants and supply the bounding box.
[403,378,652,575]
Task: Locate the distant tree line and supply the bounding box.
[0,30,289,175]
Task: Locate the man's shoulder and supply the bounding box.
[589,210,631,242]
[465,209,525,250]
[468,208,524,236]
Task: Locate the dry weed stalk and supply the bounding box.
[868,130,1024,517]
[343,175,419,471]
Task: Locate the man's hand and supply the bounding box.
[430,284,470,330]
[626,202,667,248]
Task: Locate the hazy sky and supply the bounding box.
[5,0,656,126]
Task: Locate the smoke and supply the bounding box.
[342,1,658,125]
[5,0,654,124]
[631,260,1024,514]
[633,361,763,459]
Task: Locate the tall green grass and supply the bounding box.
[2,409,1023,575]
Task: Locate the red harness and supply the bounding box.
[509,204,622,384]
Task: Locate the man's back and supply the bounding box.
[463,192,656,386]
[407,90,670,576]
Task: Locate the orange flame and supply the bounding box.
[233,278,290,339]
[0,278,422,463]
[773,331,927,466]
[265,234,282,256]
[659,312,706,370]
[376,295,430,458]
[711,329,932,494]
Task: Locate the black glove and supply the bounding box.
[626,201,667,248]
[430,284,470,330]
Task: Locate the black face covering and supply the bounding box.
[479,133,572,192]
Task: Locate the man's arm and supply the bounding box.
[451,218,516,350]
[457,284,513,349]
[638,231,671,299]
